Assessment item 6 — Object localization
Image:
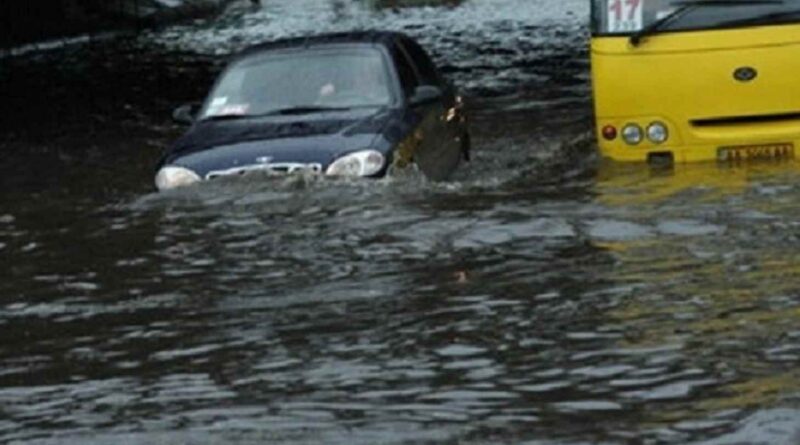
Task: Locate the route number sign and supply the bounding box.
[607,0,644,33]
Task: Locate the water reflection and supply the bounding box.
[591,161,800,442]
[596,160,800,207]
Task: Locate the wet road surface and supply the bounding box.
[1,0,800,444]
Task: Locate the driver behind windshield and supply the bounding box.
[315,53,391,106]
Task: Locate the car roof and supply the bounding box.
[238,31,408,58]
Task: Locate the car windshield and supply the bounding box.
[591,0,799,35]
[201,48,394,119]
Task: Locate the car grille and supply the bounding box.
[206,163,323,180]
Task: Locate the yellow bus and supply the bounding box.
[591,0,800,163]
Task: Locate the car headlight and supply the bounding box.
[326,150,385,177]
[621,124,644,146]
[155,166,202,191]
[646,122,669,144]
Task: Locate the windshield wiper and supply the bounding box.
[200,105,350,122]
[630,0,784,47]
[269,105,352,115]
[200,113,257,122]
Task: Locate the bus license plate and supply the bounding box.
[718,143,795,162]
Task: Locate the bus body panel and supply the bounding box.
[592,23,800,162]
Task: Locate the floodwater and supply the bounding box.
[1,0,800,444]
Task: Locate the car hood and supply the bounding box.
[163,107,411,175]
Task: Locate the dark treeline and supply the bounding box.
[0,0,470,49]
[1,0,229,49]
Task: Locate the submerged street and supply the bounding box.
[1,0,799,443]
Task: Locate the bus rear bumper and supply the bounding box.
[599,142,799,164]
[598,141,799,164]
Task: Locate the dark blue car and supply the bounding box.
[155,31,470,191]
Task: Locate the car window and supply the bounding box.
[391,43,419,96]
[399,38,440,86]
[201,48,394,118]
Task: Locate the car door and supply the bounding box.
[391,40,452,181]
[399,37,464,179]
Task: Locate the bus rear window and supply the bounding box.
[591,0,800,36]
[592,0,673,34]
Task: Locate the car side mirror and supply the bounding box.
[409,85,443,107]
[172,104,198,125]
